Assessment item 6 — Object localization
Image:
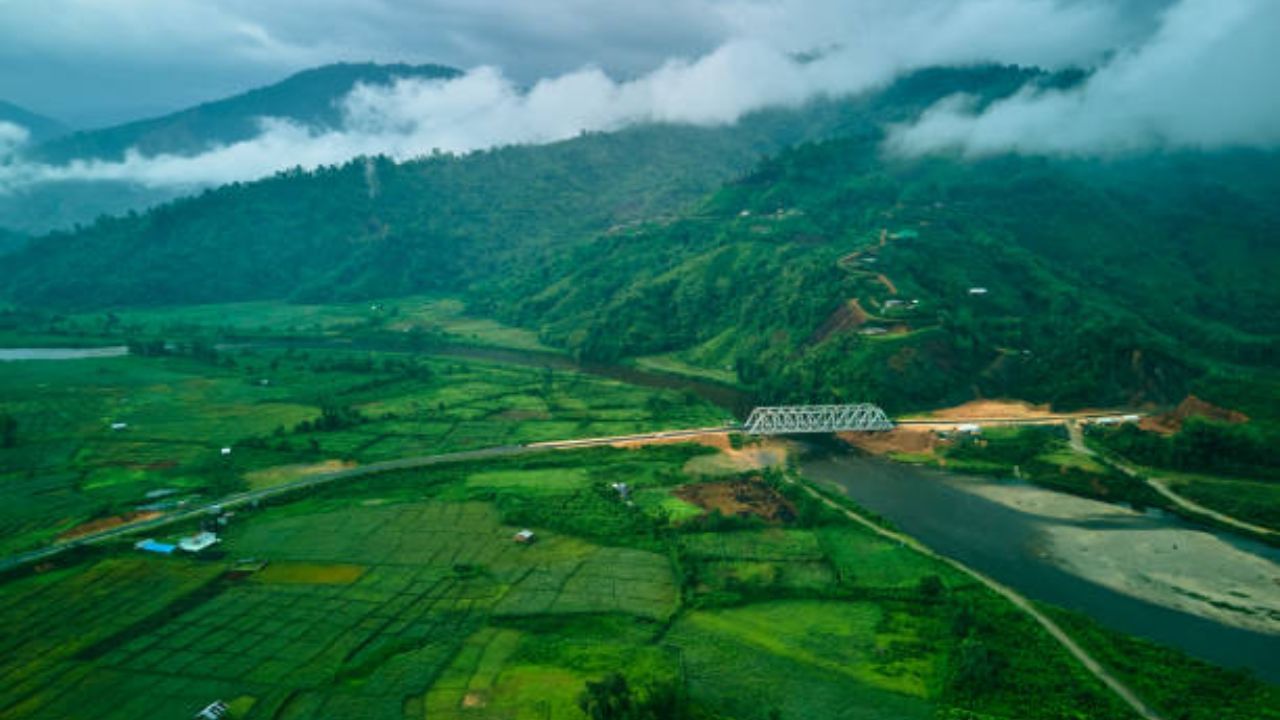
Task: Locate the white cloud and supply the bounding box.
[5,0,1266,193]
[888,0,1280,156]
[0,122,29,157]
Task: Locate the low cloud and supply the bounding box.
[888,0,1280,156]
[5,0,1261,193]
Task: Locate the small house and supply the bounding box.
[220,447,232,456]
[136,539,176,555]
[110,422,128,431]
[193,701,230,720]
[955,423,982,435]
[610,482,631,500]
[968,287,988,296]
[179,531,220,553]
[513,529,536,544]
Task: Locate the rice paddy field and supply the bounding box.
[0,345,728,555]
[0,442,1161,720]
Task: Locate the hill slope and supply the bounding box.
[0,63,461,233]
[0,65,1043,304]
[0,100,68,144]
[24,63,460,164]
[496,139,1279,410]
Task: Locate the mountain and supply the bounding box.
[5,64,1272,412]
[23,62,461,164]
[0,100,68,144]
[0,65,1045,302]
[498,141,1279,410]
[0,63,462,234]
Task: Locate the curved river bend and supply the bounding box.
[802,453,1280,683]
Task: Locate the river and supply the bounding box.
[0,346,128,361]
[801,452,1280,683]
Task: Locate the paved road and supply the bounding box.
[788,476,1165,720]
[0,425,734,573]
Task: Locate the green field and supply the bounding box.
[0,345,728,554]
[0,443,1177,720]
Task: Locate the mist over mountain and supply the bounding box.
[0,100,67,147]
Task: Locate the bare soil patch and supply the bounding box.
[674,477,796,523]
[1140,395,1249,435]
[923,399,1055,420]
[57,511,162,541]
[840,426,938,456]
[808,298,870,344]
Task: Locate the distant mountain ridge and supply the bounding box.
[0,100,68,144]
[23,62,462,164]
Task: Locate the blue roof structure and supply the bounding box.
[135,539,176,555]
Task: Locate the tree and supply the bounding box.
[0,413,16,448]
[579,673,633,720]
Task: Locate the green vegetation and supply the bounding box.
[1042,604,1280,720]
[5,442,1211,719]
[0,346,727,554]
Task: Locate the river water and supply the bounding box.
[0,346,128,361]
[801,452,1280,683]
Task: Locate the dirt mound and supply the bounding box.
[839,426,937,456]
[1140,395,1249,435]
[674,477,796,523]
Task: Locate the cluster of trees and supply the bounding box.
[1096,420,1279,479]
[578,673,725,720]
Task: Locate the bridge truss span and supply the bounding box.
[742,403,894,435]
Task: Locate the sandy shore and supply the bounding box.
[962,481,1280,635]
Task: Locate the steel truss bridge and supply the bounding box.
[742,404,894,435]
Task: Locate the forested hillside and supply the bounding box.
[500,138,1279,409]
[2,64,1275,411]
[0,65,1042,305]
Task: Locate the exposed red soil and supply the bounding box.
[57,511,162,541]
[875,273,899,295]
[809,298,870,344]
[674,477,796,523]
[1140,395,1249,435]
[839,426,939,456]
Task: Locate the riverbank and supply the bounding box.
[801,452,1280,683]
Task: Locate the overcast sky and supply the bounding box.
[0,0,1275,193]
[1,0,1173,128]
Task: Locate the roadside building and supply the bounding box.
[193,701,230,720]
[179,531,220,553]
[955,423,982,435]
[135,539,176,555]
